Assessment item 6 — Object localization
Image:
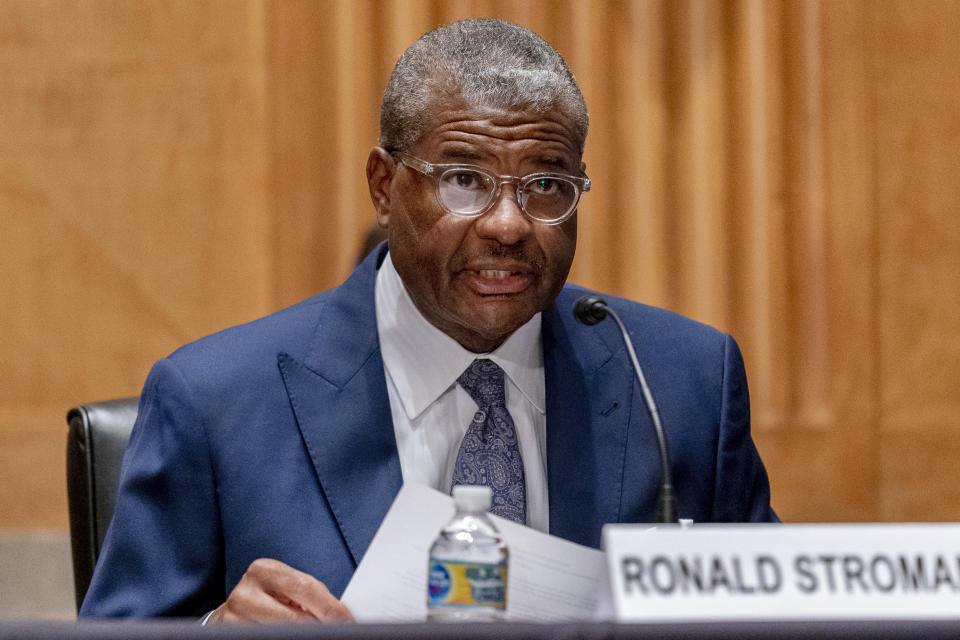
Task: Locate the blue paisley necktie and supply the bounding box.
[452,359,527,524]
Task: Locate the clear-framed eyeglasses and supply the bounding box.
[392,151,590,225]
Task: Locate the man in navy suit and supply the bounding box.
[81,18,777,622]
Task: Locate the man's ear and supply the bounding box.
[367,147,397,229]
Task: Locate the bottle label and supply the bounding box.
[427,558,507,610]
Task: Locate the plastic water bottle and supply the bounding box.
[426,485,508,622]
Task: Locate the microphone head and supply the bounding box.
[573,295,609,326]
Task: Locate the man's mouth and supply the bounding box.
[464,268,534,295]
[478,269,512,279]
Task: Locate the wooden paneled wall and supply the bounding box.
[1,0,959,529]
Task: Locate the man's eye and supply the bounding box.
[530,178,557,193]
[446,170,488,191]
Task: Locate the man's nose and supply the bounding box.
[473,184,532,245]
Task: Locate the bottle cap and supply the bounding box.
[452,485,492,511]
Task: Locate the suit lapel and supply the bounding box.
[279,246,402,566]
[543,291,634,548]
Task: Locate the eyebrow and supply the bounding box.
[536,156,571,171]
[436,147,484,163]
[435,148,576,173]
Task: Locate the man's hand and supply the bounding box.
[207,558,355,624]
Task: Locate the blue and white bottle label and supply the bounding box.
[427,558,507,610]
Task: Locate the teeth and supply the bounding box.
[479,270,511,279]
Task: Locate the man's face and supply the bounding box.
[368,97,581,353]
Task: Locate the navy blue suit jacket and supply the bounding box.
[80,245,776,618]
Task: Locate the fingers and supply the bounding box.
[209,558,354,624]
[255,559,355,623]
[277,569,353,622]
[211,581,318,624]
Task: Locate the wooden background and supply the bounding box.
[2,0,959,532]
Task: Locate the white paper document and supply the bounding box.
[341,483,606,622]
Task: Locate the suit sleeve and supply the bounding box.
[79,358,225,618]
[711,335,780,522]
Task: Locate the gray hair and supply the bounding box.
[379,18,588,154]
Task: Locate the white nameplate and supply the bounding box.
[602,523,960,621]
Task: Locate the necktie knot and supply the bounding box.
[457,359,506,409]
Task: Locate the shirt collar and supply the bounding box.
[375,251,544,421]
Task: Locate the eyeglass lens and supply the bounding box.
[437,168,578,221]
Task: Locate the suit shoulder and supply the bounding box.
[156,250,381,396]
[163,291,331,380]
[557,283,728,344]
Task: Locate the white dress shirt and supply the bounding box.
[375,252,549,531]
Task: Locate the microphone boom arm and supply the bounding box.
[574,296,677,523]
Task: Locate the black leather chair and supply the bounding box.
[65,397,139,612]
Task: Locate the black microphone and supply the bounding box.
[573,295,678,524]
